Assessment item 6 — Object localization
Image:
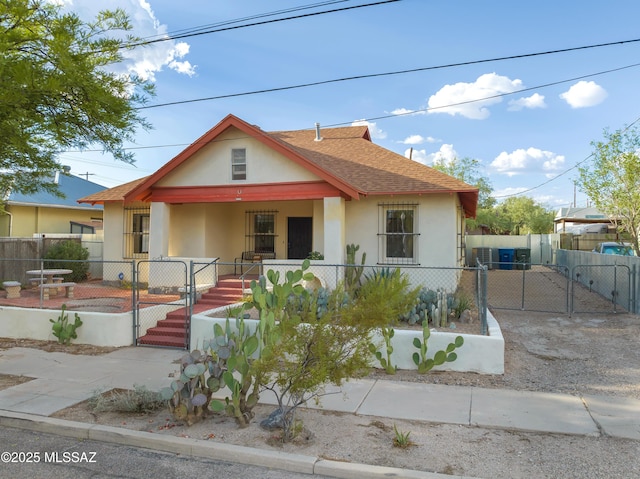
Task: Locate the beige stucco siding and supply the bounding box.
[156,128,321,187]
[163,200,315,262]
[102,203,125,262]
[345,194,460,267]
[6,205,102,237]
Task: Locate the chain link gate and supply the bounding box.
[485,263,570,314]
[570,264,632,315]
[134,260,190,348]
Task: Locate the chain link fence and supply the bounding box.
[480,259,636,315]
[1,257,490,343]
[570,264,632,314]
[482,262,570,314]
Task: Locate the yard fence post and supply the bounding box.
[131,260,137,346]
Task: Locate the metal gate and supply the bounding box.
[485,263,570,314]
[570,264,632,314]
[134,260,190,348]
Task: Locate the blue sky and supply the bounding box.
[55,0,640,211]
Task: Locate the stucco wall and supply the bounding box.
[345,194,460,267]
[103,203,125,262]
[191,306,504,375]
[156,127,321,187]
[7,205,103,237]
[165,200,315,263]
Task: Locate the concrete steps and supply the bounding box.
[137,276,245,348]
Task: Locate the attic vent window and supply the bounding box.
[232,148,246,180]
[378,203,419,265]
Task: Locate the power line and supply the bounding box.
[124,0,401,49]
[62,62,640,155]
[139,37,640,110]
[493,115,640,199]
[131,1,354,44]
[327,62,640,127]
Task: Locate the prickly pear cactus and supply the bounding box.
[159,350,213,426]
[411,321,464,374]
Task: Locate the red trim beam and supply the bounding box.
[147,181,348,203]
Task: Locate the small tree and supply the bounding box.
[0,0,153,203]
[577,126,640,254]
[258,264,419,441]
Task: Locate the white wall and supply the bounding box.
[191,306,504,375]
[156,127,321,187]
[345,194,460,267]
[0,306,134,347]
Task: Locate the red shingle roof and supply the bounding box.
[78,114,478,217]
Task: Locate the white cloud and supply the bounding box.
[400,135,438,145]
[508,93,547,111]
[559,81,607,108]
[406,144,457,166]
[491,147,565,177]
[391,107,418,116]
[60,0,196,81]
[427,73,523,119]
[351,120,387,139]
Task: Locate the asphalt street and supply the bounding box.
[0,426,331,479]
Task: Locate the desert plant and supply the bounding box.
[345,243,366,292]
[89,385,164,413]
[369,326,397,375]
[159,350,213,426]
[453,290,474,319]
[412,321,464,374]
[306,251,324,260]
[393,424,415,448]
[206,313,264,427]
[44,240,89,282]
[49,304,82,345]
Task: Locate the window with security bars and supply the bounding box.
[123,206,150,258]
[378,203,419,264]
[245,210,277,253]
[232,148,246,180]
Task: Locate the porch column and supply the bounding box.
[323,196,345,263]
[149,202,170,259]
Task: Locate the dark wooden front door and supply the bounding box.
[287,217,312,259]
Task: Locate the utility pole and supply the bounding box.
[80,172,96,181]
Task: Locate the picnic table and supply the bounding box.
[26,269,73,285]
[26,269,75,300]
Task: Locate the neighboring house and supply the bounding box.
[0,168,105,237]
[79,114,478,286]
[554,207,614,234]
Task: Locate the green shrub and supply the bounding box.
[44,240,89,282]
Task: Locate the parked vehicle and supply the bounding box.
[592,242,636,256]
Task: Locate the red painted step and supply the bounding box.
[137,276,246,348]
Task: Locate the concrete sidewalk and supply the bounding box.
[0,346,639,478]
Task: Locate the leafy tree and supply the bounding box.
[432,156,495,209]
[493,197,554,235]
[0,0,153,203]
[431,156,498,233]
[577,126,640,254]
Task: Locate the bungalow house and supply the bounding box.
[0,167,105,237]
[79,114,478,289]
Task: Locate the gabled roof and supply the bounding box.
[8,172,105,210]
[79,114,478,217]
[80,176,149,205]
